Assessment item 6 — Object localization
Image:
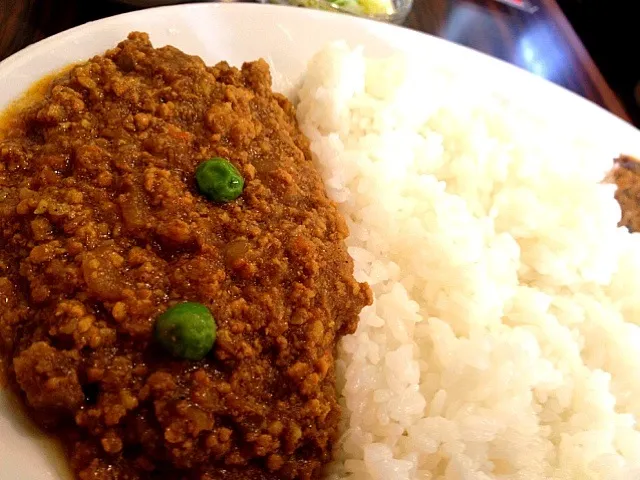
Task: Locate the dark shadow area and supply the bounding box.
[558,0,640,126]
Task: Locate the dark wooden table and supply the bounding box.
[0,0,631,122]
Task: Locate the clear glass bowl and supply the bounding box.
[261,0,413,24]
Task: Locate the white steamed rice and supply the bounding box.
[295,43,640,480]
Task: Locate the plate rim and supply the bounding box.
[0,1,636,142]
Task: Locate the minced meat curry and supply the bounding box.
[0,32,371,480]
[610,155,640,232]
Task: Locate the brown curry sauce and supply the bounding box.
[610,155,640,232]
[0,32,371,479]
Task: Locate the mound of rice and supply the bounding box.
[296,43,640,480]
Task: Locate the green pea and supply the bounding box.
[195,158,244,203]
[154,302,216,360]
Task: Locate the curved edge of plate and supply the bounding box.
[0,3,637,160]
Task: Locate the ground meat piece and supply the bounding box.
[13,342,84,416]
[0,32,371,480]
[609,155,640,232]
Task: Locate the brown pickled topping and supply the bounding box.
[610,155,640,232]
[0,32,371,480]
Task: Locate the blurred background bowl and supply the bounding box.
[258,0,412,24]
[111,0,412,24]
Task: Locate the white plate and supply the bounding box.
[0,4,639,479]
